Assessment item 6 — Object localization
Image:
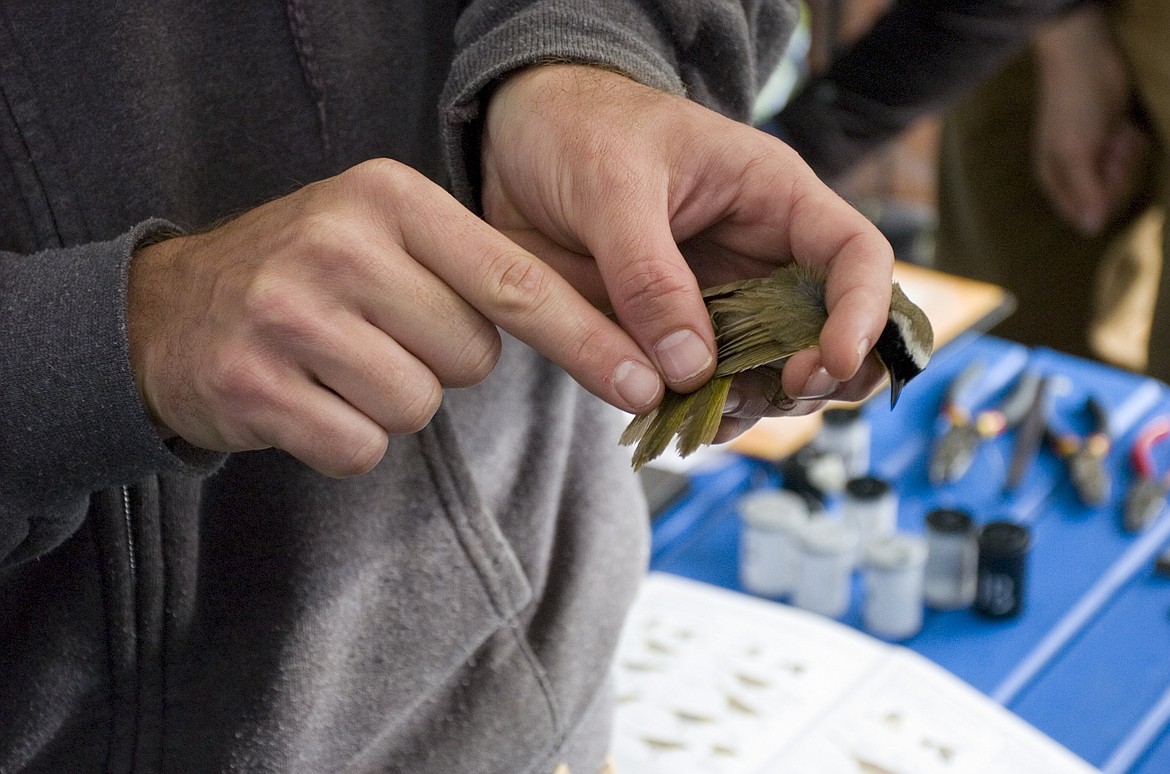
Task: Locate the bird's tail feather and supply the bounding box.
[676,377,731,457]
[621,377,732,470]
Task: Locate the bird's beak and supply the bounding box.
[888,374,905,409]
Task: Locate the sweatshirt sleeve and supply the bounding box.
[0,220,224,566]
[441,0,800,209]
[770,0,1085,182]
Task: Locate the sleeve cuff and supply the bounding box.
[440,3,685,211]
[0,219,226,504]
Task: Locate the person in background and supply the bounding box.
[935,0,1169,378]
[769,0,1170,380]
[765,0,1080,185]
[0,2,894,772]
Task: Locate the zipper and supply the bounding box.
[122,485,137,583]
[120,483,140,773]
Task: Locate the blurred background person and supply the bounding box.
[767,0,1170,381]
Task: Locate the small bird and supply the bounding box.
[620,264,934,470]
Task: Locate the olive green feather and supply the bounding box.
[621,264,829,470]
[620,263,934,471]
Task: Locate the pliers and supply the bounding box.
[930,362,1044,485]
[1124,415,1170,532]
[1047,397,1112,507]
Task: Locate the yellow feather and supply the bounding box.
[622,264,831,470]
[622,263,932,470]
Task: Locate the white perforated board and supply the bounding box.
[611,573,1099,774]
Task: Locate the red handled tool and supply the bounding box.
[1124,415,1170,533]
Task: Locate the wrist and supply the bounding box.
[127,234,185,440]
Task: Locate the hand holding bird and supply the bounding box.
[621,265,934,470]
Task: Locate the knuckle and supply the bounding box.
[567,320,609,372]
[391,382,442,434]
[484,250,552,318]
[290,209,372,273]
[336,430,389,478]
[613,261,691,315]
[345,157,422,198]
[293,208,348,254]
[243,277,322,341]
[203,351,281,418]
[449,325,501,387]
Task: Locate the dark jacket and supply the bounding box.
[0,1,795,771]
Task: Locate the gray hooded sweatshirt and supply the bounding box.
[0,1,796,772]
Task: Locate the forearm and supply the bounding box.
[1034,2,1121,88]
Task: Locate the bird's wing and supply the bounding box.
[714,339,794,376]
[700,276,769,301]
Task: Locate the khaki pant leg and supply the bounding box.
[1089,209,1163,372]
[1113,0,1170,382]
[934,52,1157,364]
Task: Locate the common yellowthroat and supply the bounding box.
[620,264,934,470]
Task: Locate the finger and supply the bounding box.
[712,397,827,445]
[585,185,717,394]
[783,185,894,381]
[301,316,446,434]
[500,227,611,310]
[783,348,887,405]
[371,164,663,413]
[347,255,504,388]
[719,366,831,426]
[823,356,889,404]
[723,368,785,418]
[252,376,391,478]
[712,416,758,445]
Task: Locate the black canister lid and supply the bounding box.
[845,475,890,500]
[925,508,975,535]
[978,521,1031,558]
[822,406,864,426]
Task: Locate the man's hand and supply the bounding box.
[128,159,663,477]
[1033,5,1150,235]
[482,64,895,440]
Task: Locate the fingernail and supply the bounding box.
[795,366,839,399]
[856,336,872,363]
[654,329,713,384]
[723,386,742,415]
[614,359,661,411]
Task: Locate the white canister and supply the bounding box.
[737,488,810,598]
[923,508,980,611]
[842,475,897,562]
[792,519,858,619]
[813,406,871,479]
[863,533,928,640]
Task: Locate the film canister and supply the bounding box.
[737,488,810,598]
[923,508,979,611]
[863,533,928,640]
[812,406,871,479]
[793,518,859,619]
[974,520,1032,618]
[843,476,897,562]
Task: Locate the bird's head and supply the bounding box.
[873,282,933,409]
